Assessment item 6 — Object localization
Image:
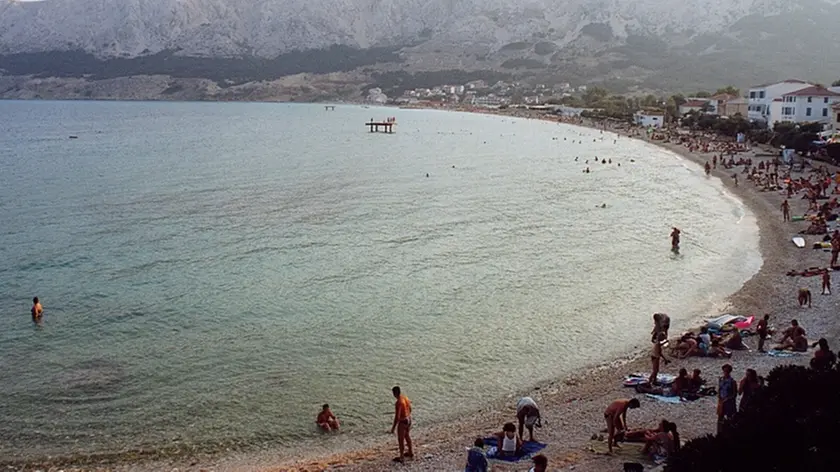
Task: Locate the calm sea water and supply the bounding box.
[0,101,761,461]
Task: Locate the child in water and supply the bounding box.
[316,404,340,432]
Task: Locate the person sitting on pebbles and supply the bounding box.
[493,422,522,458]
[316,404,340,432]
[775,319,808,352]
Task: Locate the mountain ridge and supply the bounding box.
[1,0,839,94]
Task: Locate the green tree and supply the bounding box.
[694,91,711,98]
[641,94,660,108]
[714,86,741,96]
[832,79,840,87]
[582,86,609,106]
[666,364,840,472]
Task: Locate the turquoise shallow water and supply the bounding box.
[0,101,760,461]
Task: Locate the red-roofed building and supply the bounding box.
[747,79,815,126]
[776,86,840,124]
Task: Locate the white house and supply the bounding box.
[775,86,840,125]
[678,99,709,115]
[833,102,840,131]
[747,79,814,124]
[634,111,665,128]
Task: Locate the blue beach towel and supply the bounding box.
[768,350,799,358]
[645,394,684,404]
[482,438,547,462]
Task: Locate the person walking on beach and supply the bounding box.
[717,364,737,433]
[756,314,770,352]
[822,270,831,295]
[704,161,711,176]
[390,386,413,462]
[31,297,43,324]
[670,228,681,252]
[781,199,791,222]
[604,398,641,454]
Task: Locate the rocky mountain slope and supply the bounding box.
[1,0,839,93]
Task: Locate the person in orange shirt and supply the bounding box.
[316,404,340,432]
[390,386,414,462]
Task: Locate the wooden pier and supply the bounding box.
[324,105,336,111]
[366,118,396,133]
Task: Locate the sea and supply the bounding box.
[0,101,762,463]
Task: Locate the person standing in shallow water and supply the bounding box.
[670,228,681,252]
[31,297,43,324]
[390,386,413,463]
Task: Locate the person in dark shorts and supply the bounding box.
[390,386,413,462]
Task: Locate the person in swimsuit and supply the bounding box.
[649,332,671,386]
[822,269,831,295]
[604,398,641,453]
[516,397,541,441]
[31,297,43,324]
[756,314,770,352]
[798,288,812,307]
[316,404,340,432]
[390,386,413,462]
[651,313,670,343]
[781,199,791,222]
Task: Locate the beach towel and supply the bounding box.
[768,350,798,358]
[623,373,676,387]
[483,438,546,462]
[645,394,684,404]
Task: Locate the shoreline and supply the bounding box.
[8,107,839,472]
[269,110,840,472]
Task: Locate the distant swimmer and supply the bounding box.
[599,203,607,208]
[31,297,43,324]
[705,162,711,175]
[608,159,612,164]
[575,157,579,161]
[426,173,429,178]
[630,159,635,163]
[585,160,589,164]
[584,167,590,173]
[601,159,606,164]
[670,227,681,252]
